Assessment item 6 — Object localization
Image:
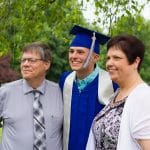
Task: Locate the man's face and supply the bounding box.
[20,51,50,82]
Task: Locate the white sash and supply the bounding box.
[63,71,76,150]
[63,68,114,150]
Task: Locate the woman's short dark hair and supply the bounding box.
[22,42,52,62]
[107,35,145,71]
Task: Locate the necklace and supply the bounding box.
[115,81,144,102]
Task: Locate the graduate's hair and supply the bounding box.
[107,35,145,71]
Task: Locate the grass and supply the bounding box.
[0,128,2,141]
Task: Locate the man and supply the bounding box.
[0,42,63,150]
[59,25,118,150]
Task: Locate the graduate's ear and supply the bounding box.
[91,53,99,63]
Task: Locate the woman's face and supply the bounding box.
[106,46,136,84]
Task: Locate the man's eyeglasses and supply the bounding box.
[20,58,43,64]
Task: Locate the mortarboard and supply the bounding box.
[69,25,110,68]
[70,25,110,54]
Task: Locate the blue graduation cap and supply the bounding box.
[69,25,110,68]
[70,25,110,54]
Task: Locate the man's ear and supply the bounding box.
[44,60,51,71]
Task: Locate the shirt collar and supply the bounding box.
[76,64,99,91]
[22,79,46,95]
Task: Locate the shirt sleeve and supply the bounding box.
[0,87,4,117]
[0,86,6,127]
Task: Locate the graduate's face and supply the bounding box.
[69,47,89,70]
[106,46,137,84]
[68,46,99,79]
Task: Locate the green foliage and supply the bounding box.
[0,128,1,141]
[0,0,86,81]
[81,0,150,84]
[101,15,150,84]
[82,0,148,35]
[115,15,150,84]
[0,0,150,83]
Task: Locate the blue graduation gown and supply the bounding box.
[59,71,118,150]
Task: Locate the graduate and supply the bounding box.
[59,25,118,150]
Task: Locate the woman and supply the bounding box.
[87,35,150,150]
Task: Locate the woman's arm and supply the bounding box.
[138,139,150,150]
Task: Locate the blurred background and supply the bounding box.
[0,0,150,84]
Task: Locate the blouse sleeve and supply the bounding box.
[130,87,150,139]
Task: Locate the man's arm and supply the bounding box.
[0,117,3,127]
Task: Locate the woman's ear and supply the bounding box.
[134,57,141,70]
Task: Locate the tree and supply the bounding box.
[79,0,150,83]
[100,15,150,84]
[0,55,19,85]
[1,0,149,82]
[0,0,87,81]
[80,0,149,35]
